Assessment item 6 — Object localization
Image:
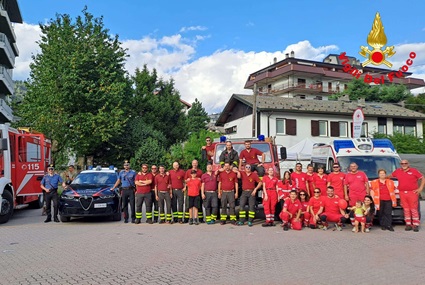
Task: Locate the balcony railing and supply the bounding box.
[0,32,15,66]
[0,65,13,94]
[0,98,13,121]
[265,82,340,94]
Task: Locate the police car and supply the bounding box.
[59,166,121,222]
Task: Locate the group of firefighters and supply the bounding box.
[41,137,424,232]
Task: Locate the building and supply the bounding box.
[216,53,425,153]
[0,0,22,122]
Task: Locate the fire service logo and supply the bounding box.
[340,12,417,85]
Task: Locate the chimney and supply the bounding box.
[273,57,277,64]
[285,53,289,59]
[290,50,294,58]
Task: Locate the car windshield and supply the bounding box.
[214,143,272,164]
[72,173,117,186]
[338,156,401,179]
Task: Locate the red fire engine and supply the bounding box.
[0,124,51,224]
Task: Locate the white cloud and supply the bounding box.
[14,23,42,80]
[179,26,207,33]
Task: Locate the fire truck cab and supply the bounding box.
[0,124,51,224]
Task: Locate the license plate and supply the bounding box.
[94,203,107,208]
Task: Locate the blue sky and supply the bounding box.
[15,0,425,112]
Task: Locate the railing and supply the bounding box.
[0,98,13,120]
[0,65,14,94]
[0,32,15,65]
[264,82,341,94]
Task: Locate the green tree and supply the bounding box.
[405,93,425,113]
[373,132,425,154]
[186,98,210,134]
[14,9,132,164]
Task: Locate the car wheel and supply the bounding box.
[0,190,14,224]
[60,215,71,222]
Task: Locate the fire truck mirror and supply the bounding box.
[280,147,287,160]
[0,138,8,151]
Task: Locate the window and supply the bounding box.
[393,118,416,136]
[296,94,306,99]
[311,120,328,137]
[276,118,297,136]
[378,117,387,135]
[297,78,306,87]
[361,122,368,137]
[331,121,348,137]
[314,96,323,100]
[225,125,237,134]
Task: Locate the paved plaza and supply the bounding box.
[1,203,425,285]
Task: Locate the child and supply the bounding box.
[349,200,366,233]
[186,170,202,225]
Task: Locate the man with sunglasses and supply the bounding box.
[134,164,153,224]
[239,141,265,177]
[291,163,308,193]
[236,164,262,226]
[391,160,424,232]
[327,163,347,201]
[112,161,137,223]
[41,165,66,223]
[201,137,215,163]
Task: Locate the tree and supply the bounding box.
[186,98,210,134]
[405,93,425,113]
[14,8,132,164]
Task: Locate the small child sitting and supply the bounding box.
[348,200,366,233]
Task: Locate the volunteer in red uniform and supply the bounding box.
[344,162,369,209]
[291,163,308,193]
[236,164,262,226]
[218,162,238,225]
[298,191,310,227]
[184,160,203,223]
[318,186,348,231]
[308,188,324,228]
[276,171,293,220]
[135,164,153,224]
[169,162,186,223]
[327,163,346,199]
[186,170,202,225]
[391,160,425,232]
[155,166,172,224]
[201,163,218,224]
[313,166,327,194]
[150,165,159,223]
[201,136,215,163]
[262,167,279,227]
[305,164,315,197]
[370,169,396,231]
[279,190,302,231]
[239,140,265,177]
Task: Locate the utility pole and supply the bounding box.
[252,83,257,137]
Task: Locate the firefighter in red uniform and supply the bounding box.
[262,167,279,227]
[169,162,186,223]
[239,140,265,177]
[218,162,238,225]
[279,190,302,231]
[184,160,203,223]
[150,165,159,223]
[201,163,218,224]
[236,164,262,226]
[201,136,215,163]
[134,164,153,224]
[391,160,425,232]
[318,186,348,231]
[155,166,172,223]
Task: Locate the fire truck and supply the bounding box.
[311,138,404,220]
[0,124,51,224]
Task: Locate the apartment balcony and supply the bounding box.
[0,98,13,122]
[0,65,13,95]
[0,7,16,43]
[266,82,341,96]
[0,33,15,68]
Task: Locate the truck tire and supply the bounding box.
[60,215,71,222]
[0,190,14,224]
[29,194,44,209]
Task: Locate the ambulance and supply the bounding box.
[311,138,404,220]
[0,124,51,224]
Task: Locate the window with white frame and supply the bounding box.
[276,119,285,134]
[319,121,328,136]
[339,122,348,137]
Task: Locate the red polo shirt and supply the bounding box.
[291,172,307,191]
[150,172,158,190]
[219,171,237,190]
[239,148,263,164]
[344,171,368,196]
[169,169,186,189]
[135,172,153,194]
[185,168,203,180]
[187,178,202,196]
[308,197,323,214]
[240,171,260,190]
[392,167,423,192]
[205,144,215,161]
[283,198,302,215]
[327,172,345,197]
[322,195,341,214]
[155,174,170,191]
[201,172,217,191]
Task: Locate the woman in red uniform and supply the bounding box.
[275,171,293,220]
[262,167,279,227]
[298,191,310,227]
[308,188,324,228]
[313,166,328,196]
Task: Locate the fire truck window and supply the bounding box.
[26,142,41,162]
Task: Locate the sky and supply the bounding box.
[14,0,425,113]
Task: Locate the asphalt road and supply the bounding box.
[1,203,425,285]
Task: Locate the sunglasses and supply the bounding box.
[299,194,306,196]
[206,140,211,142]
[314,191,320,193]
[245,166,251,169]
[48,168,54,171]
[400,163,408,165]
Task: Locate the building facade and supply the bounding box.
[0,0,22,122]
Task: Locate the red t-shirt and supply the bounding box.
[155,174,170,191]
[344,171,368,196]
[277,180,292,200]
[291,172,307,191]
[306,172,315,195]
[240,171,260,190]
[204,144,215,161]
[239,148,263,164]
[308,197,323,214]
[322,195,341,214]
[392,168,423,192]
[300,200,309,213]
[379,181,391,200]
[201,172,217,191]
[283,198,302,215]
[169,169,186,189]
[313,173,328,194]
[135,172,153,194]
[219,171,237,190]
[187,178,202,197]
[185,169,203,180]
[263,175,279,190]
[150,172,158,190]
[327,172,345,197]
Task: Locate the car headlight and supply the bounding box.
[61,194,77,200]
[99,194,115,199]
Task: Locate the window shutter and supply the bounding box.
[286,119,297,135]
[350,122,353,138]
[330,121,339,137]
[311,120,319,136]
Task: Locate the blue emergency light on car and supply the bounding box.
[109,165,115,170]
[87,165,93,170]
[372,139,395,151]
[258,134,265,141]
[333,140,355,153]
[220,136,227,142]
